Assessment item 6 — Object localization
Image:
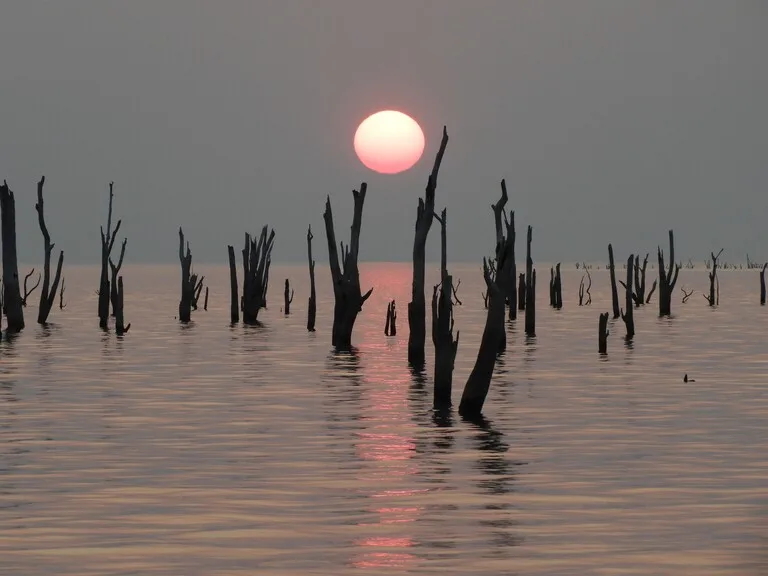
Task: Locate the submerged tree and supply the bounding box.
[227,245,239,323]
[620,254,635,340]
[98,182,123,329]
[491,180,516,321]
[524,226,536,336]
[598,312,609,354]
[283,279,294,315]
[178,227,204,323]
[761,263,767,306]
[657,230,681,317]
[432,208,459,409]
[608,244,620,319]
[385,300,397,336]
[115,276,130,335]
[307,226,317,332]
[323,184,373,349]
[0,181,24,333]
[704,249,723,306]
[408,127,449,366]
[242,226,275,324]
[34,177,64,324]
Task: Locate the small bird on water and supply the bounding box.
[683,374,696,383]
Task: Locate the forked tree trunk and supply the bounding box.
[608,243,620,319]
[307,226,317,331]
[620,254,635,340]
[227,245,239,323]
[242,226,275,324]
[524,226,535,336]
[491,180,516,321]
[408,127,449,366]
[323,184,373,349]
[34,176,64,325]
[0,181,24,333]
[657,230,680,317]
[432,208,459,409]
[98,182,123,329]
[598,312,609,354]
[705,249,723,306]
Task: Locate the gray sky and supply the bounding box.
[0,1,765,265]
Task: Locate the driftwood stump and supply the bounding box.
[761,264,767,305]
[524,226,536,336]
[620,254,635,340]
[109,238,127,317]
[227,245,239,323]
[34,177,64,325]
[115,276,130,335]
[408,127,449,366]
[598,312,609,354]
[432,208,459,408]
[0,181,24,333]
[178,227,203,323]
[307,226,317,332]
[385,300,398,336]
[517,273,526,310]
[657,230,681,317]
[242,226,275,324]
[284,279,294,315]
[554,263,562,309]
[608,243,620,319]
[704,249,723,306]
[323,185,373,349]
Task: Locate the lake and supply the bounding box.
[1,262,766,575]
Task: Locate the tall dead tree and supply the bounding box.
[608,244,620,319]
[34,177,64,324]
[459,227,514,418]
[323,184,373,349]
[524,226,536,336]
[307,226,317,331]
[283,279,294,315]
[761,264,767,306]
[598,312,609,354]
[704,249,723,306]
[432,208,459,408]
[408,127,449,366]
[242,226,275,324]
[227,245,239,323]
[491,180,516,321]
[98,182,122,329]
[553,263,562,309]
[178,227,200,323]
[0,181,24,333]
[620,254,635,340]
[657,230,681,317]
[517,273,526,310]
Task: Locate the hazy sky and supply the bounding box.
[0,1,765,265]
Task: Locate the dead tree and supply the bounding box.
[227,245,239,323]
[761,264,767,305]
[620,255,635,340]
[109,238,127,316]
[323,184,373,349]
[34,177,64,324]
[491,180,516,320]
[657,230,681,317]
[633,254,650,306]
[681,286,694,303]
[549,267,555,307]
[191,274,205,311]
[608,244,620,319]
[59,278,67,309]
[178,227,197,323]
[579,268,592,306]
[459,229,514,418]
[524,226,536,336]
[98,182,122,328]
[283,279,294,315]
[21,270,41,307]
[482,291,489,309]
[385,300,397,336]
[408,126,449,366]
[704,249,723,306]
[517,273,526,310]
[203,287,208,311]
[598,312,609,354]
[115,276,130,335]
[242,226,275,324]
[0,181,24,333]
[307,226,317,332]
[645,280,657,304]
[433,208,459,408]
[554,263,562,309]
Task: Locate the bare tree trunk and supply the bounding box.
[549,267,555,307]
[432,208,459,409]
[242,226,275,324]
[389,300,397,336]
[34,177,64,324]
[524,226,535,336]
[115,276,130,335]
[408,127,449,367]
[761,263,767,306]
[608,243,620,319]
[203,287,208,311]
[0,181,24,333]
[657,230,681,317]
[492,180,517,321]
[307,226,316,332]
[109,238,127,317]
[385,302,392,336]
[283,279,294,315]
[98,183,123,329]
[227,245,239,323]
[517,273,526,310]
[705,249,723,306]
[620,254,635,340]
[323,185,373,349]
[598,312,609,354]
[554,263,562,309]
[178,227,193,322]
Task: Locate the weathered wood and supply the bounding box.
[323,185,373,349]
[608,244,620,319]
[34,177,65,324]
[408,127,449,366]
[554,263,562,309]
[227,245,239,323]
[524,226,535,336]
[620,254,635,340]
[598,312,609,354]
[432,208,459,408]
[98,182,122,328]
[307,226,317,332]
[657,230,681,317]
[761,263,767,305]
[283,279,294,315]
[0,181,24,333]
[115,276,130,335]
[704,249,723,306]
[241,226,275,324]
[178,227,194,322]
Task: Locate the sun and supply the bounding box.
[354,110,425,174]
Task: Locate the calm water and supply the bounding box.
[1,262,766,575]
